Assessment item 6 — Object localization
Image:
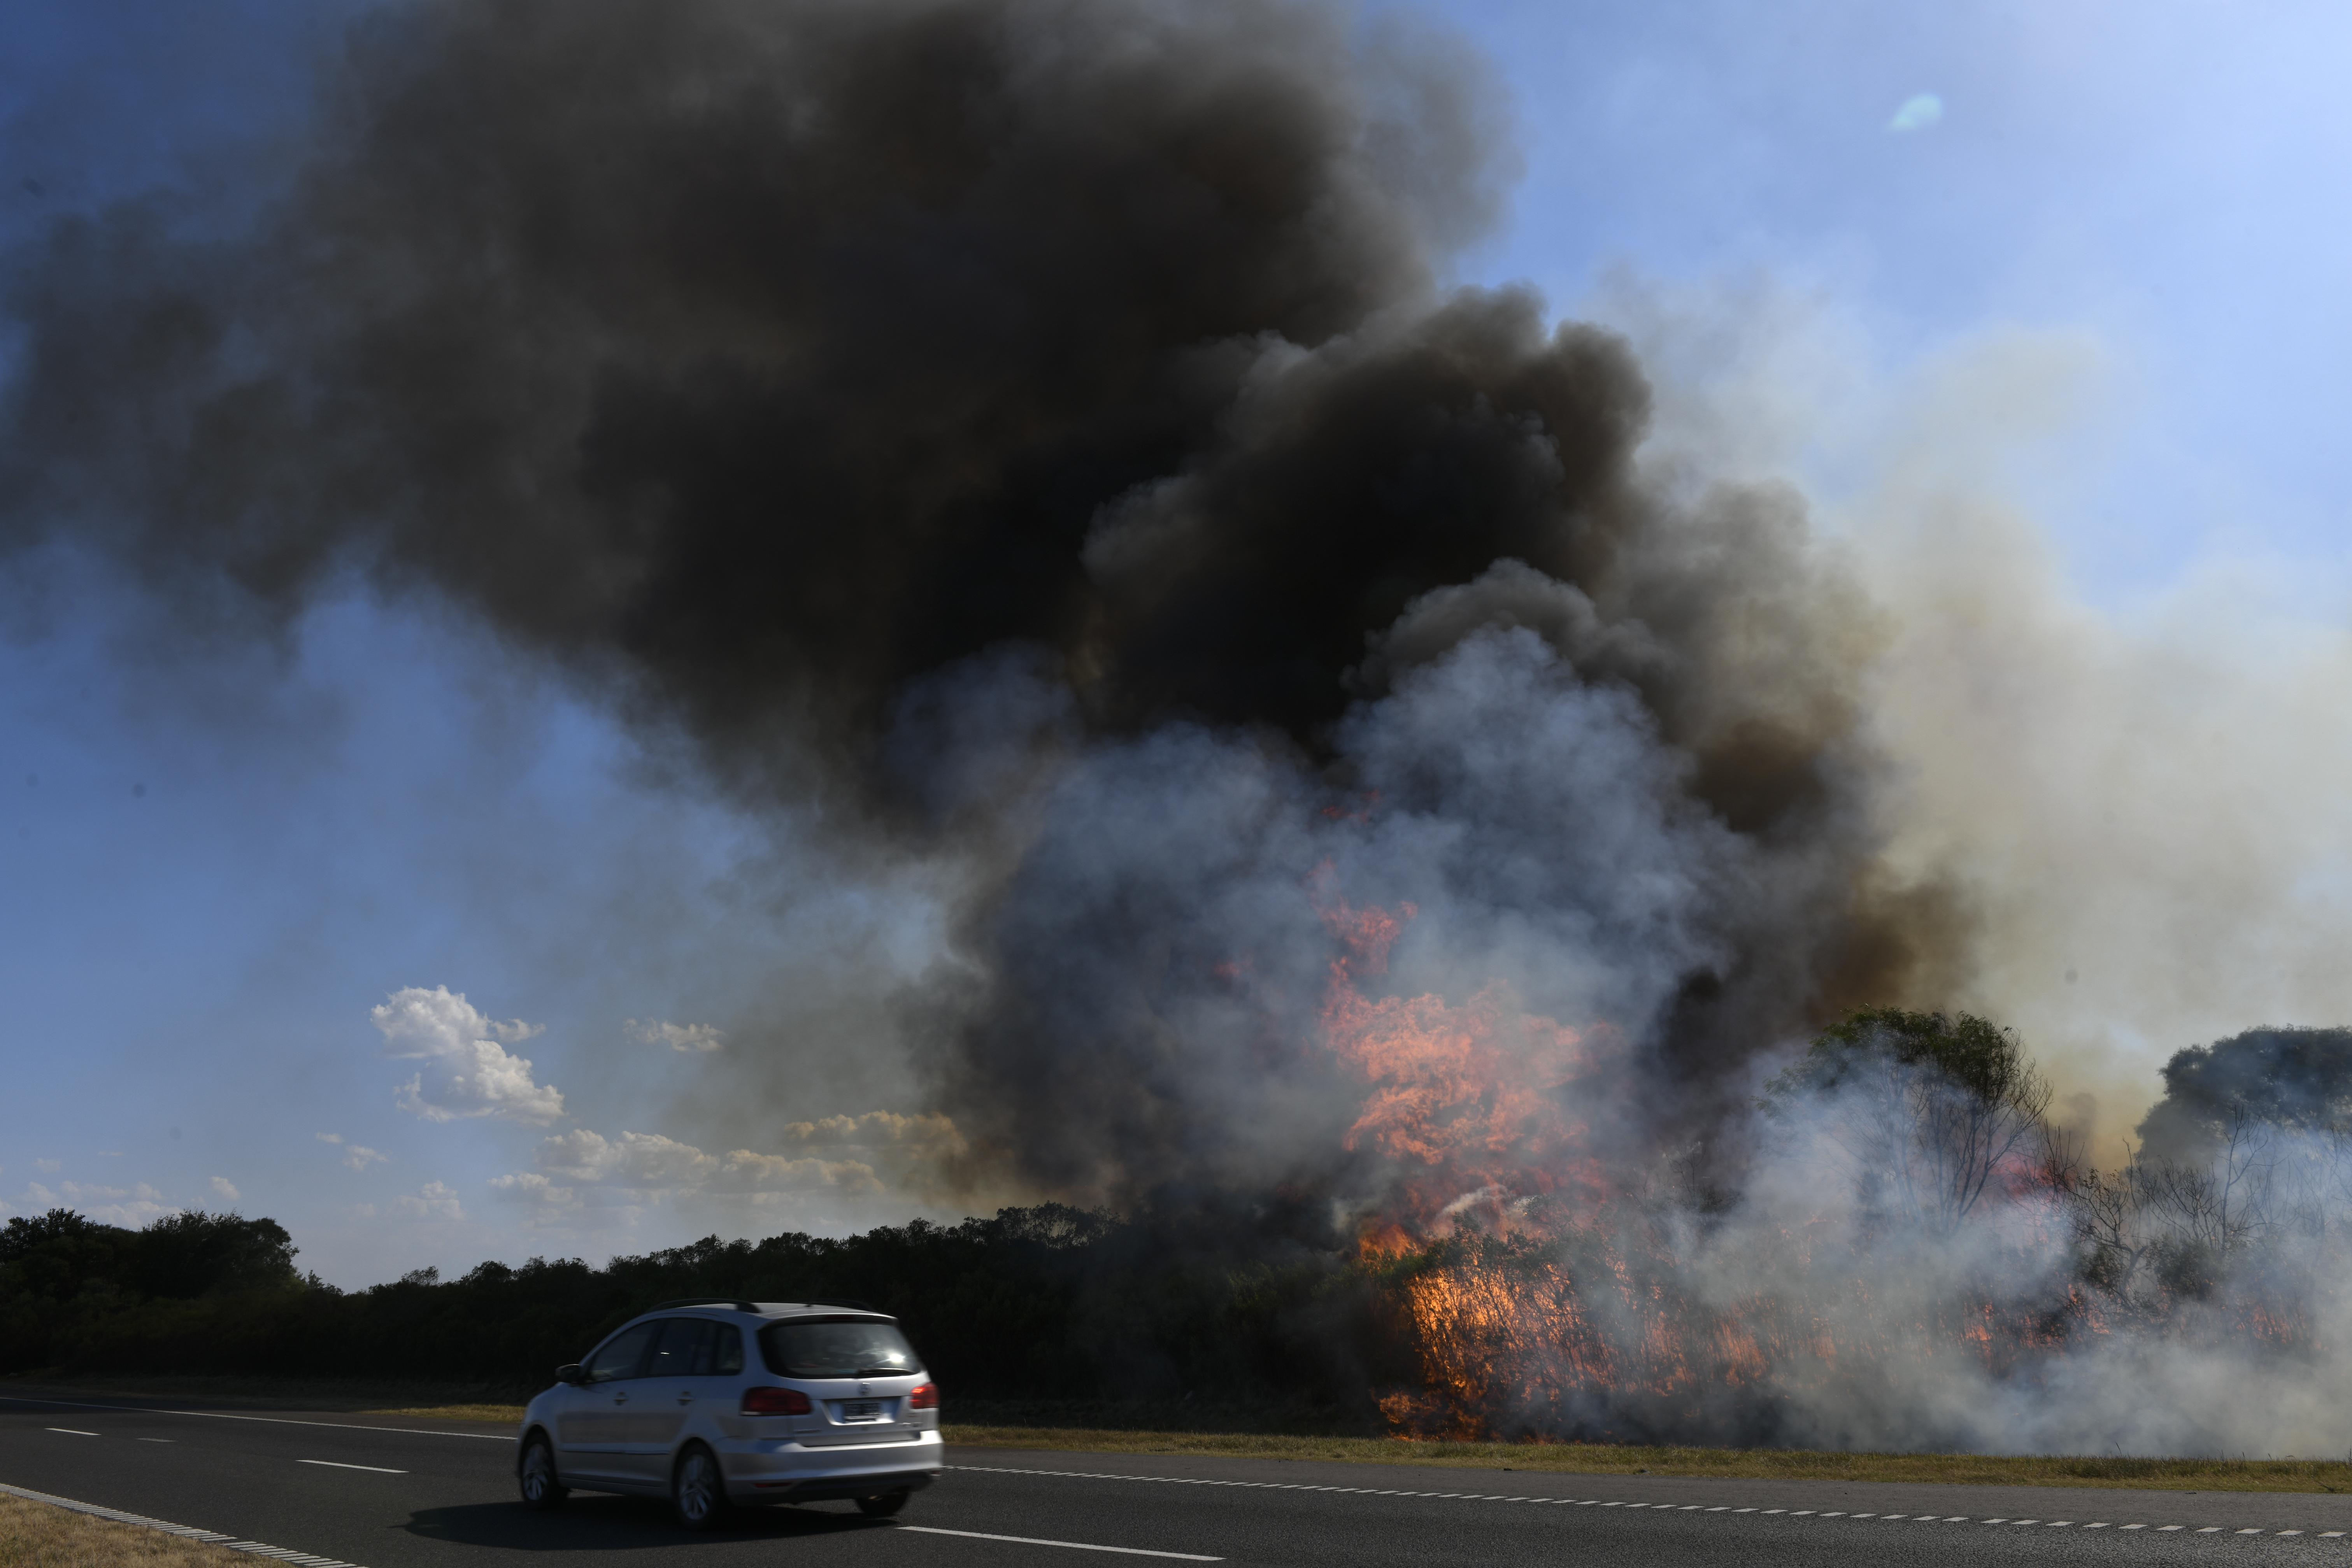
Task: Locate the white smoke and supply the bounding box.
[1659,1093,2352,1455]
[1600,276,2352,1152]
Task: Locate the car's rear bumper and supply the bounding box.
[720,1429,944,1503]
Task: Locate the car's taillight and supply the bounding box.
[740,1386,812,1416]
[907,1382,939,1411]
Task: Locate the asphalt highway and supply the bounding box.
[7,1392,2352,1567]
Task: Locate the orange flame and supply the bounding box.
[1301,875,2306,1442]
[1314,880,1612,1234]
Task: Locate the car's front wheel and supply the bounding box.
[672,1444,730,1532]
[518,1435,567,1511]
[856,1491,909,1518]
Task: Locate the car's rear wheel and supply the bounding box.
[856,1491,909,1518]
[672,1444,729,1532]
[518,1435,567,1511]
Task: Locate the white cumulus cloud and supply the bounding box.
[373,986,564,1124]
[209,1177,240,1202]
[537,1128,720,1187]
[42,1179,177,1228]
[783,1111,966,1161]
[317,1133,389,1171]
[493,1114,968,1216]
[488,1171,576,1209]
[393,1180,464,1221]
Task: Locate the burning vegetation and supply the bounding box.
[5,0,2352,1456]
[1337,997,2352,1452]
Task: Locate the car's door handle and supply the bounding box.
[677,1395,693,1405]
[612,1392,629,1405]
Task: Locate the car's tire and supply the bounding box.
[856,1491,909,1519]
[518,1434,567,1511]
[672,1444,730,1532]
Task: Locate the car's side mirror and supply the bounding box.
[554,1363,585,1386]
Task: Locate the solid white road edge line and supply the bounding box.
[296,1460,408,1474]
[0,1479,368,1568]
[0,1394,507,1442]
[898,1525,1219,1560]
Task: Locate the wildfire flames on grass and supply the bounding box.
[1307,882,2352,1449]
[1314,884,1728,1440]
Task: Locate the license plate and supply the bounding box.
[840,1400,884,1421]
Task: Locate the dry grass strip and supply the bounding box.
[353,1405,523,1425]
[0,1494,251,1568]
[941,1426,2352,1494]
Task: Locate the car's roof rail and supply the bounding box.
[647,1296,763,1313]
[805,1298,880,1313]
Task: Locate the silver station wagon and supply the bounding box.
[514,1298,943,1529]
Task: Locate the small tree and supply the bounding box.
[2071,1100,2303,1306]
[1766,1008,2055,1233]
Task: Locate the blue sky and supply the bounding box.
[5,1,2350,1284]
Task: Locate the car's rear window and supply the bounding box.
[758,1315,921,1379]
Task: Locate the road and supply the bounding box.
[6,1391,2352,1566]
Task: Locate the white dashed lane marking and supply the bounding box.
[897,1525,1220,1560]
[295,1460,407,1475]
[949,1463,2350,1540]
[44,1428,99,1437]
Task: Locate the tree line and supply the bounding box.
[0,1199,1398,1419]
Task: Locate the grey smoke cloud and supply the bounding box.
[0,0,1956,1212]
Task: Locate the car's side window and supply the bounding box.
[707,1324,744,1377]
[646,1317,712,1380]
[581,1321,659,1384]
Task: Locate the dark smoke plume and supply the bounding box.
[0,0,1961,1204]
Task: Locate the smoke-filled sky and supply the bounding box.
[7,0,2352,1287]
